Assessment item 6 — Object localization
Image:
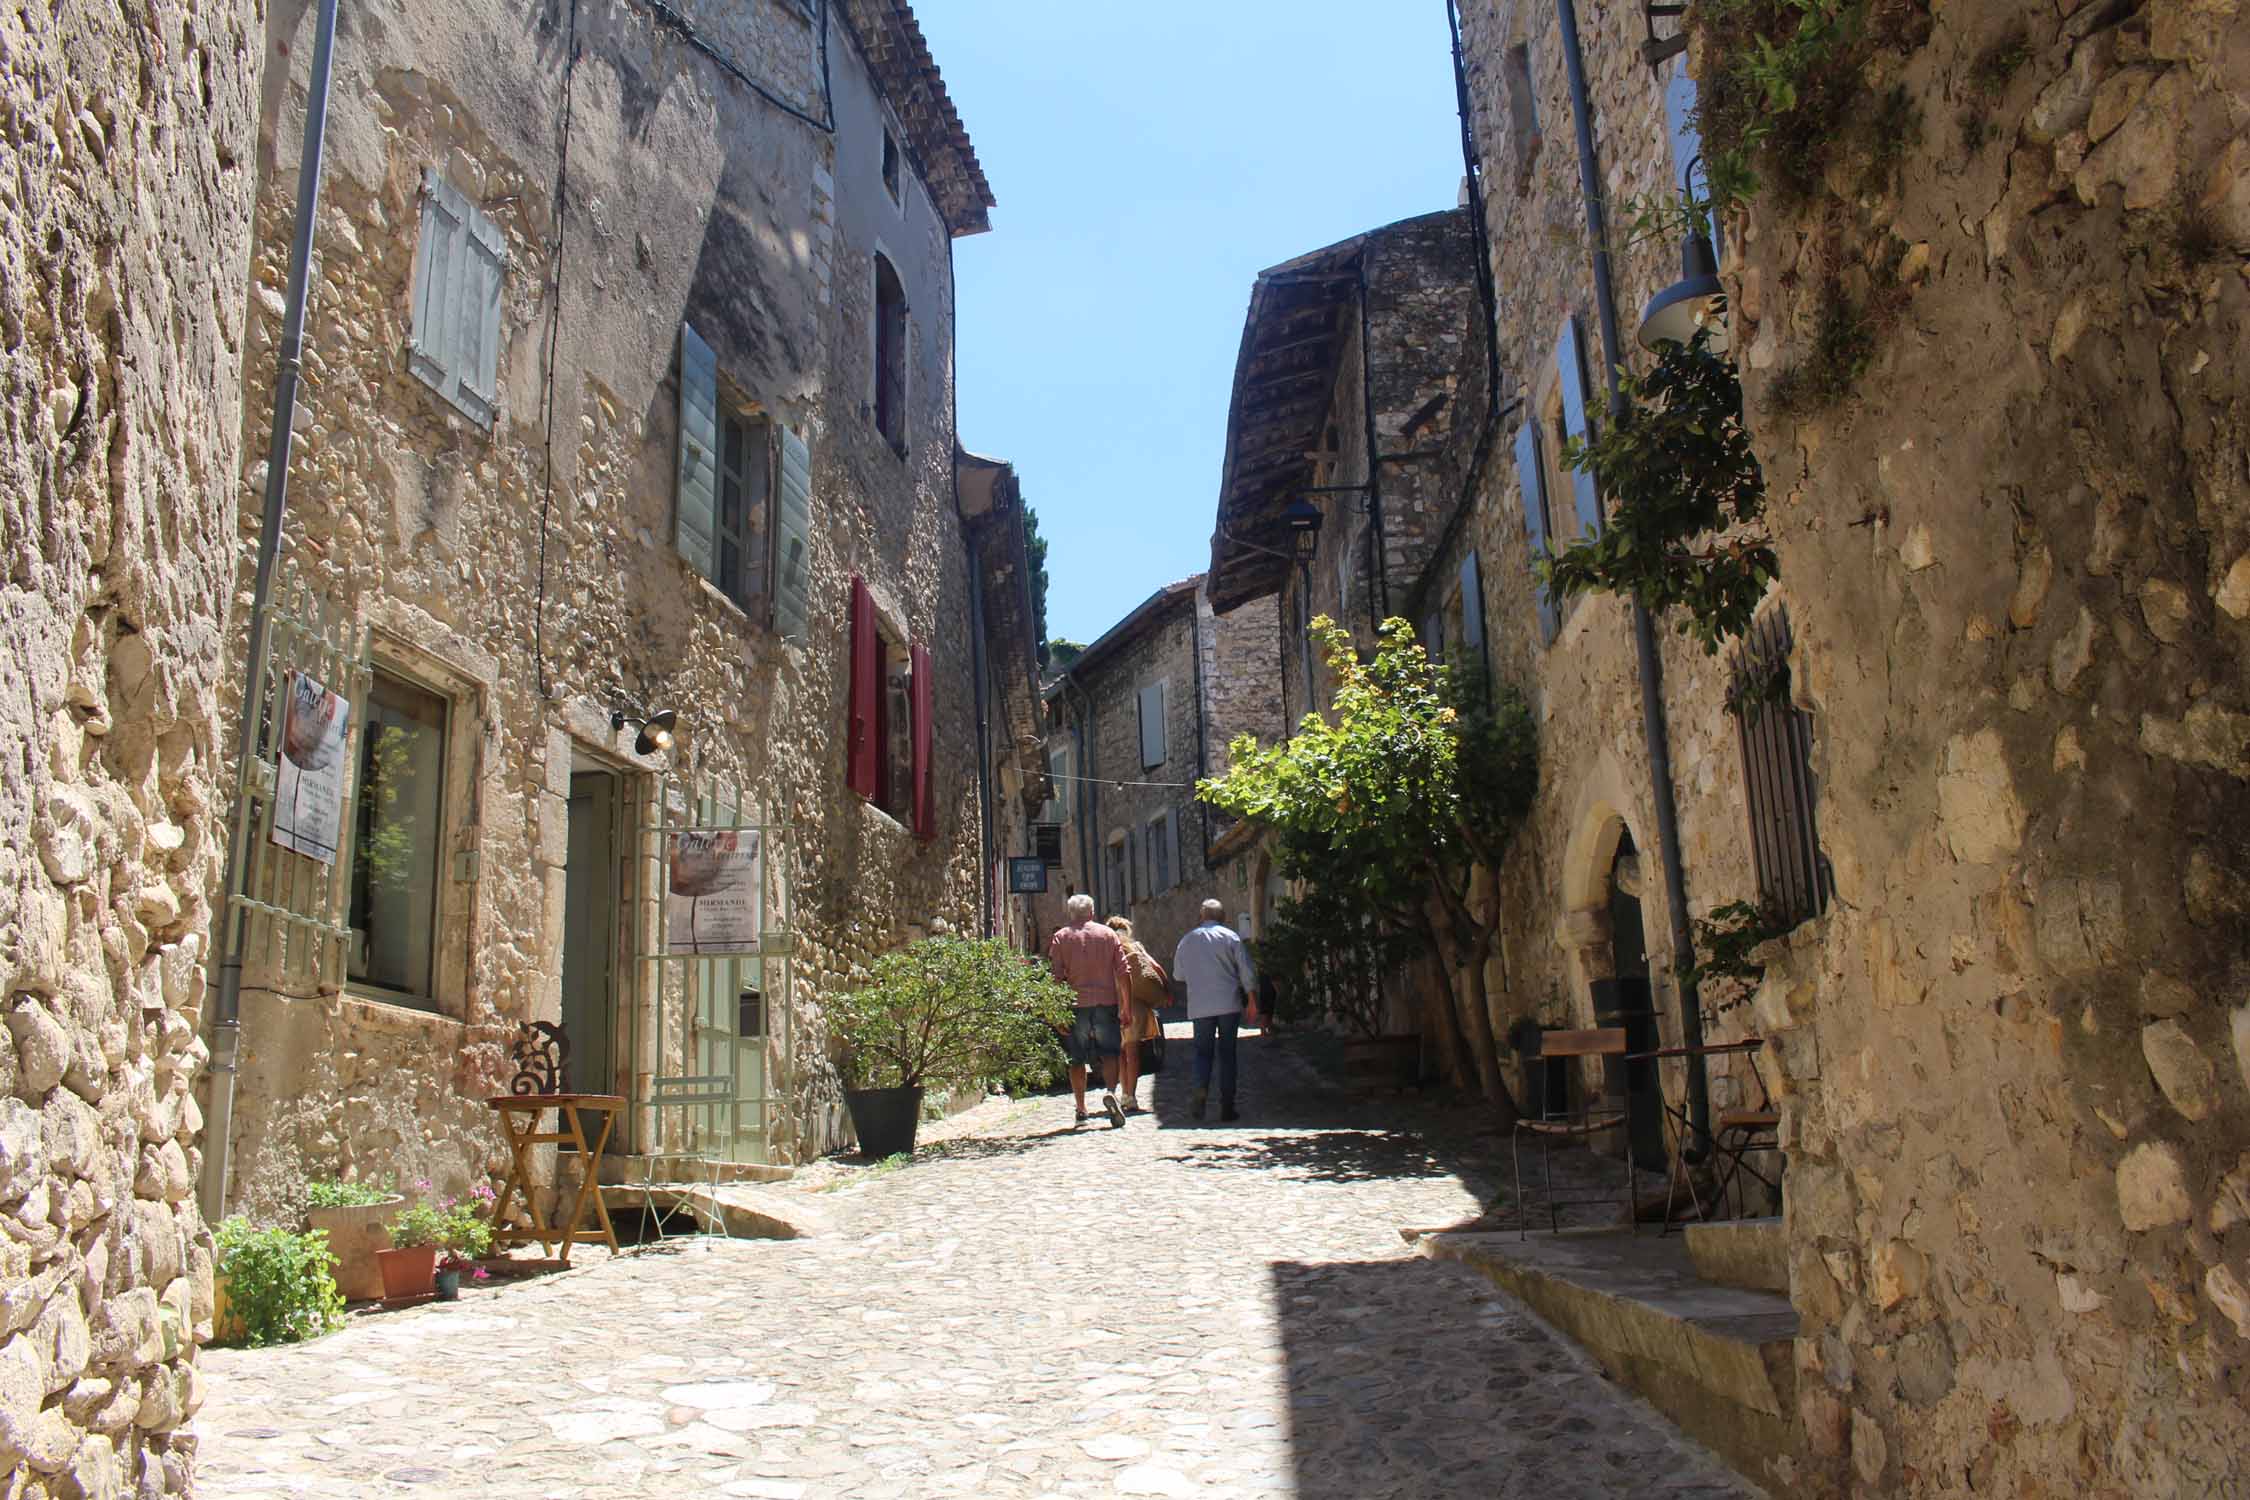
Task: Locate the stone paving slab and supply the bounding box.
[196,1035,1755,1499]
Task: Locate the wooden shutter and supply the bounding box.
[1515,422,1561,646]
[409,172,461,393]
[675,324,719,581]
[910,641,934,840]
[847,576,879,799]
[1422,610,1445,663]
[458,205,504,425]
[1460,551,1488,676]
[1557,316,1603,539]
[1169,808,1183,891]
[1138,681,1166,769]
[772,426,813,639]
[409,172,500,427]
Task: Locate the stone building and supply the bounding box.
[1033,579,1282,969]
[208,0,1018,1221]
[3,0,260,1490]
[1396,0,2250,1494]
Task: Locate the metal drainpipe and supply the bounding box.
[199,0,344,1224]
[1555,0,1710,1149]
[1355,260,1389,629]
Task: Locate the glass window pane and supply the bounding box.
[349,672,447,1002]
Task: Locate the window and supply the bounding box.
[1145,810,1174,895]
[1555,315,1603,539]
[847,577,934,838]
[881,127,902,205]
[675,324,813,636]
[1034,822,1064,866]
[1039,744,1073,825]
[873,254,908,454]
[349,670,449,1006]
[1513,420,1563,646]
[1137,679,1168,770]
[1104,834,1128,913]
[409,170,504,427]
[1542,385,1578,546]
[1730,607,1831,925]
[1504,44,1541,189]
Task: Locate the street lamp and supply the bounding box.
[1638,225,1728,352]
[1283,498,1322,560]
[612,707,678,756]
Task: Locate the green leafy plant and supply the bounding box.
[214,1218,346,1348]
[1680,899,1796,1026]
[305,1179,395,1210]
[1693,0,1870,206]
[1539,331,1773,653]
[385,1200,448,1250]
[1768,284,1878,417]
[1255,880,1419,1039]
[829,936,1076,1094]
[1198,620,1538,1112]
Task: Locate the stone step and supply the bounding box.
[1686,1216,1788,1294]
[1418,1226,1796,1491]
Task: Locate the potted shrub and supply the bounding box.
[828,936,1073,1158]
[376,1200,445,1302]
[304,1178,402,1303]
[213,1217,346,1347]
[433,1198,493,1301]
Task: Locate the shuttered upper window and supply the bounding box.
[1729,607,1830,925]
[873,255,908,455]
[846,577,935,839]
[1145,809,1177,895]
[675,323,814,639]
[1138,680,1168,770]
[1513,421,1562,646]
[409,171,504,427]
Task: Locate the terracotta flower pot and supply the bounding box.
[308,1194,405,1303]
[374,1245,438,1301]
[211,1271,248,1345]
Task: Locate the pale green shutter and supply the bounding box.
[772,426,813,640]
[1460,551,1488,678]
[409,170,464,401]
[675,324,718,581]
[1516,421,1561,646]
[459,206,505,425]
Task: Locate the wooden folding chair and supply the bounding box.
[1512,1027,1637,1239]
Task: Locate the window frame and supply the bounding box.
[1145,809,1174,895]
[346,664,455,1014]
[713,406,773,616]
[872,252,909,456]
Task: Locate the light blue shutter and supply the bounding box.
[1515,421,1560,646]
[1422,610,1445,663]
[772,426,813,640]
[1169,808,1182,892]
[675,324,718,581]
[1557,316,1603,539]
[1460,551,1487,676]
[1138,682,1165,769]
[409,171,463,399]
[457,206,504,426]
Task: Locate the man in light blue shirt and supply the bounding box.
[1172,900,1262,1122]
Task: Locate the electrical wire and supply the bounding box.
[629,0,836,133]
[1045,771,1198,792]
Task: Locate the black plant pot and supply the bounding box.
[843,1085,924,1158]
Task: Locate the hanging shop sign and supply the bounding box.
[271,671,351,863]
[666,828,765,954]
[1007,856,1049,895]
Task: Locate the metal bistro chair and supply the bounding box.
[1512,1027,1638,1239]
[631,1074,737,1244]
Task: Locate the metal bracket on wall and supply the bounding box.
[1642,1,1689,68]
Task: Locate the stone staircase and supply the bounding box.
[1413,1218,1796,1490]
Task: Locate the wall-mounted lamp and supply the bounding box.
[1638,226,1728,353]
[612,707,679,756]
[1283,498,1323,562]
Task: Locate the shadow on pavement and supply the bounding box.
[1170,1130,1457,1183]
[1268,1257,1751,1499]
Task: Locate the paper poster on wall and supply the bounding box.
[666,829,764,954]
[271,671,351,863]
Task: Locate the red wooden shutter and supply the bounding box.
[847,576,879,800]
[910,641,934,839]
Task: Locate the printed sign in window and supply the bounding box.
[666,829,764,955]
[272,671,350,863]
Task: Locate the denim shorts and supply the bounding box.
[1067,1005,1122,1065]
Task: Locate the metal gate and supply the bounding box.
[631,777,795,1166]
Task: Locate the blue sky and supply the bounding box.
[917,5,1465,647]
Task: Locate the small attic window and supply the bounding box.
[881,127,901,206]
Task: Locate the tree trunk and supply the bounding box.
[1429,914,1511,1114]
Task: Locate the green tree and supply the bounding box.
[828,936,1075,1095]
[1023,503,1052,666]
[1198,618,1537,1113]
[1044,638,1086,673]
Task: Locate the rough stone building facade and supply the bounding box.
[211,0,1012,1221]
[1034,580,1281,968]
[2,0,260,1491]
[1410,0,2250,1494]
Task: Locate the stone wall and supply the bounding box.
[1,0,259,1490]
[220,0,991,1211]
[1718,1,2250,1492]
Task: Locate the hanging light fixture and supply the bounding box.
[612,707,679,756]
[1283,498,1323,562]
[1638,226,1729,352]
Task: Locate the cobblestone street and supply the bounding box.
[197,1036,1749,1499]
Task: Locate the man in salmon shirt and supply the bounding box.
[1047,893,1135,1128]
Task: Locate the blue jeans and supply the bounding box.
[1192,1013,1240,1106]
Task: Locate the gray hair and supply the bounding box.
[1201,899,1226,923]
[1066,893,1096,921]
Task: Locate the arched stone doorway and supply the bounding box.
[1562,807,1666,1169]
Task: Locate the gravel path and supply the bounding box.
[196,1032,1752,1499]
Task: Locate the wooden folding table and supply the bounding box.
[485,1092,623,1264]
